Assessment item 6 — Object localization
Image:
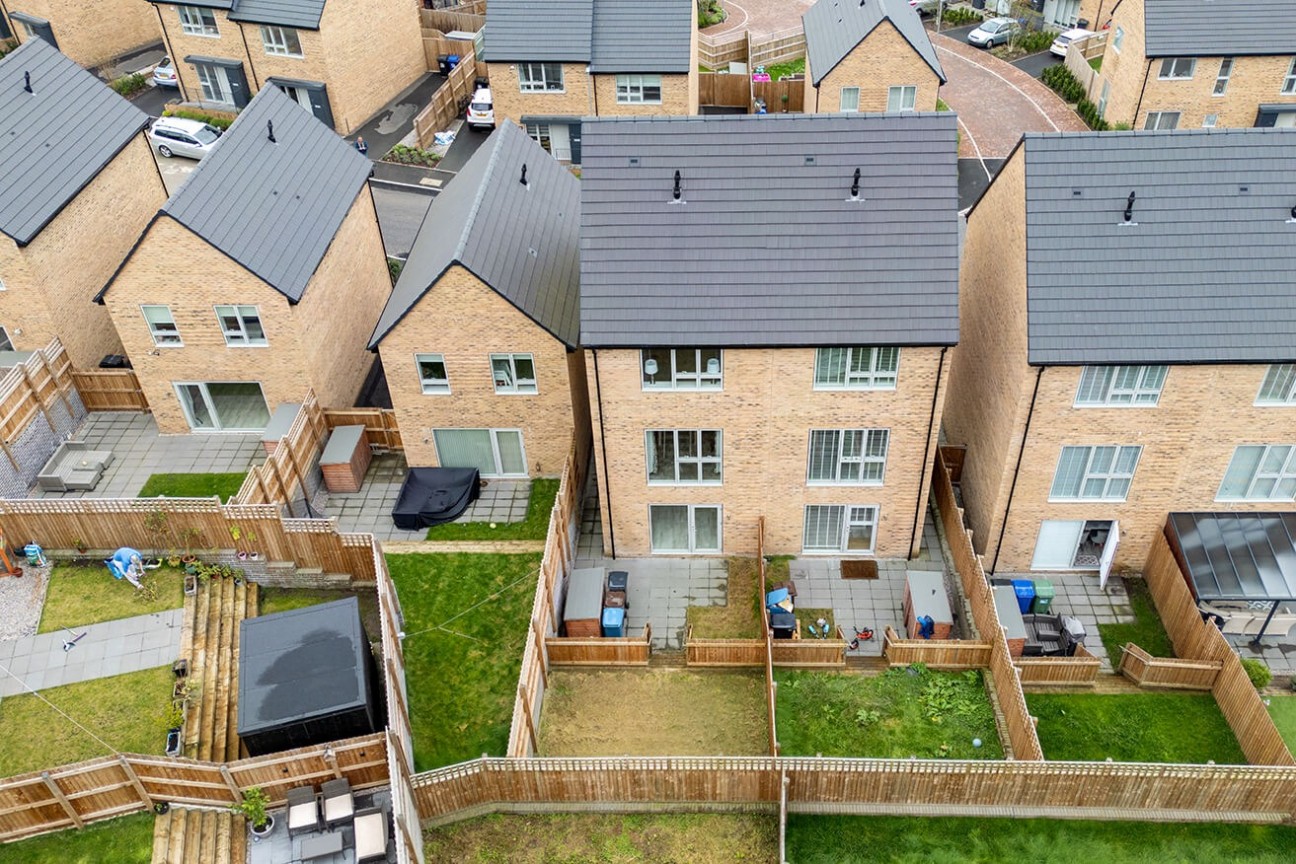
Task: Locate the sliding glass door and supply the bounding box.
[432,429,528,477]
[174,382,270,431]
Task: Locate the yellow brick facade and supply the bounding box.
[6,0,161,69]
[101,191,389,433]
[0,135,164,369]
[590,73,693,116]
[376,265,583,476]
[488,62,597,126]
[585,346,949,559]
[804,20,941,113]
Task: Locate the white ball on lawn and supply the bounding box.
[489,522,497,529]
[972,738,982,748]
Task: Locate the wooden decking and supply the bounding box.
[152,807,246,864]
[179,576,259,762]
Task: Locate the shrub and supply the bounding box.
[387,257,404,285]
[383,143,442,167]
[940,7,982,26]
[1241,658,1272,690]
[697,0,725,27]
[1016,30,1056,54]
[162,106,236,130]
[0,38,16,60]
[1042,65,1085,103]
[110,72,149,98]
[1076,98,1109,130]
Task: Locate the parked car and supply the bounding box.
[908,0,941,14]
[148,116,222,160]
[465,87,494,130]
[152,56,178,88]
[967,17,1019,48]
[1050,27,1095,57]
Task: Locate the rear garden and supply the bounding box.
[0,812,154,864]
[686,556,834,640]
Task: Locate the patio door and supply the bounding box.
[432,429,527,477]
[175,382,271,431]
[649,504,722,554]
[1031,519,1116,571]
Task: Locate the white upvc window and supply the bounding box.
[260,25,302,57]
[0,275,6,290]
[839,86,860,113]
[415,353,449,394]
[1112,27,1124,52]
[649,504,721,553]
[1257,364,1296,405]
[641,348,723,390]
[178,5,218,37]
[887,85,917,112]
[1213,57,1233,95]
[814,346,899,389]
[1158,57,1196,80]
[1144,111,1180,130]
[214,304,266,346]
[1283,57,1296,94]
[807,429,889,485]
[1050,445,1141,501]
[1202,114,1218,128]
[518,62,564,92]
[1218,445,1296,501]
[1074,365,1167,406]
[646,430,722,484]
[616,74,662,104]
[0,326,13,352]
[803,504,878,554]
[490,353,537,394]
[141,304,182,346]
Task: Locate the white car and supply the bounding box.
[1050,28,1096,57]
[152,56,178,88]
[465,87,494,131]
[149,116,222,160]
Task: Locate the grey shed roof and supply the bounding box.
[803,0,944,86]
[0,39,149,246]
[579,113,960,348]
[370,121,581,348]
[1021,129,1296,366]
[159,86,372,303]
[228,0,328,30]
[1167,513,1296,603]
[1144,0,1296,58]
[590,0,694,73]
[483,0,593,62]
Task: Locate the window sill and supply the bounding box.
[265,53,305,59]
[806,481,885,487]
[493,390,539,396]
[520,89,568,95]
[1072,402,1160,409]
[223,343,271,349]
[182,32,221,39]
[647,481,724,487]
[640,386,725,393]
[813,385,898,392]
[1047,497,1128,504]
[802,549,873,556]
[420,389,451,396]
[150,343,185,349]
[1215,496,1294,504]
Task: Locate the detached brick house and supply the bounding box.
[944,128,1296,576]
[369,122,587,478]
[147,0,424,133]
[1,0,161,70]
[97,87,391,433]
[1097,0,1296,129]
[802,0,945,113]
[580,114,959,559]
[0,40,165,370]
[483,0,698,163]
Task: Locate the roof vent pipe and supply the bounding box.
[850,168,861,198]
[520,163,528,186]
[673,170,682,201]
[23,72,32,94]
[1289,203,1296,223]
[267,120,276,144]
[1122,190,1136,224]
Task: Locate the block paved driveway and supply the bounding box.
[703,0,813,37]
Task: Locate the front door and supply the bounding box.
[175,382,271,431]
[432,429,528,477]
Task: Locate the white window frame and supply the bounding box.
[1257,364,1296,405]
[525,123,552,153]
[1158,57,1196,80]
[839,86,860,113]
[0,276,6,290]
[1112,27,1124,53]
[518,62,564,93]
[802,504,878,554]
[641,349,723,391]
[260,25,303,57]
[887,85,917,112]
[1049,445,1142,501]
[415,353,449,394]
[0,326,13,353]
[1217,445,1296,502]
[814,347,899,390]
[432,428,528,478]
[490,353,537,394]
[194,63,230,104]
[648,504,722,554]
[645,430,722,485]
[1213,57,1233,96]
[1283,58,1296,95]
[1074,365,1167,407]
[141,304,182,347]
[807,429,889,485]
[1144,111,1180,130]
[178,5,218,37]
[615,74,662,104]
[214,304,266,346]
[1202,114,1218,128]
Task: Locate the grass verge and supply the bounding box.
[424,478,558,541]
[256,587,381,638]
[38,564,184,634]
[1266,693,1296,753]
[137,472,247,502]
[0,813,155,864]
[1027,692,1246,763]
[385,552,540,769]
[1098,577,1175,663]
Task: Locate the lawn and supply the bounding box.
[425,813,776,863]
[1265,694,1296,752]
[1028,692,1246,763]
[1098,576,1175,663]
[786,815,1296,864]
[38,564,184,634]
[424,478,558,541]
[137,472,247,502]
[0,813,155,864]
[0,666,172,776]
[385,552,540,770]
[256,587,380,638]
[776,667,1003,759]
[763,58,805,81]
[1089,56,1103,72]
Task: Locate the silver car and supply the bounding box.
[148,117,222,160]
[967,17,1020,48]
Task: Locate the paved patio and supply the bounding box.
[996,572,1136,671]
[248,787,394,864]
[1227,631,1296,676]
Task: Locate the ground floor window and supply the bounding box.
[524,122,572,161]
[649,504,721,553]
[0,326,13,352]
[432,428,527,477]
[174,382,270,431]
[802,504,878,554]
[195,63,232,105]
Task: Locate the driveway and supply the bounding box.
[703,0,812,37]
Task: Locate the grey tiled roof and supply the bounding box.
[1022,129,1296,366]
[483,0,594,62]
[0,40,149,246]
[228,0,328,29]
[803,0,944,85]
[590,0,693,73]
[1144,0,1296,57]
[160,86,372,302]
[579,113,960,348]
[370,122,582,349]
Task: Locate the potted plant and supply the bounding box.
[233,786,274,837]
[162,701,184,757]
[183,572,198,596]
[179,527,202,564]
[72,539,88,554]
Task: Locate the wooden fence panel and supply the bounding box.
[1014,644,1101,687]
[69,371,148,411]
[414,46,481,147]
[698,32,748,70]
[419,7,484,32]
[324,408,403,452]
[546,628,651,666]
[883,627,992,670]
[770,634,846,667]
[1118,644,1220,690]
[751,78,804,113]
[749,29,806,67]
[699,72,752,108]
[234,390,327,507]
[686,634,768,667]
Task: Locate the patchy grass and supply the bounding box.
[1027,693,1245,763]
[0,667,172,776]
[936,97,952,111]
[763,58,805,81]
[0,813,155,864]
[796,608,837,638]
[786,815,1296,864]
[425,813,777,863]
[687,557,763,638]
[776,667,1002,759]
[385,553,540,770]
[1089,56,1103,72]
[137,472,247,502]
[1265,694,1296,753]
[38,564,184,634]
[538,669,768,756]
[256,587,380,639]
[424,479,558,541]
[1098,577,1175,664]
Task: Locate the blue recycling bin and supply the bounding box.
[1011,579,1036,614]
[447,54,460,70]
[601,606,625,638]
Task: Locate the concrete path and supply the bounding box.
[0,609,182,697]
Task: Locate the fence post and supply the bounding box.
[531,617,549,687]
[40,772,83,829]
[518,684,540,755]
[218,765,243,802]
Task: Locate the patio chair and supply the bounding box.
[354,805,389,863]
[321,777,355,829]
[286,785,321,837]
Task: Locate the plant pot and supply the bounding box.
[184,574,197,596]
[237,551,249,561]
[10,568,20,578]
[173,659,188,678]
[182,554,198,564]
[249,815,274,837]
[165,728,182,757]
[173,680,186,699]
[248,552,261,561]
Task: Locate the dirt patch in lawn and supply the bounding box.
[538,669,769,756]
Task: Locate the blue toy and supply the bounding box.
[24,543,47,567]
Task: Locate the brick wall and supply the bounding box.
[590,73,692,116]
[155,3,254,105]
[810,21,941,113]
[1097,0,1148,126]
[377,264,578,476]
[320,0,425,133]
[8,0,161,69]
[585,345,948,559]
[489,62,595,126]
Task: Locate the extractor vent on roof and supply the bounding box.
[1238,184,1250,194]
[805,155,816,166]
[628,157,640,167]
[1119,190,1137,226]
[1072,188,1083,198]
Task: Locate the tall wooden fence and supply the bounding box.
[324,408,403,452]
[419,6,484,33]
[698,31,749,70]
[69,370,147,411]
[414,44,483,147]
[1014,644,1102,687]
[545,627,651,666]
[1118,644,1221,691]
[686,628,847,668]
[752,78,805,113]
[1065,32,1108,103]
[698,27,806,72]
[883,627,992,670]
[698,72,752,108]
[232,390,328,509]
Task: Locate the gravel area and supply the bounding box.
[0,566,50,642]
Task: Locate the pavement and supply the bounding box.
[347,71,447,159]
[133,82,181,118]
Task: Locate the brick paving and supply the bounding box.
[702,0,813,38]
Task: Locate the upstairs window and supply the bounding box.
[416,353,449,394]
[1257,364,1296,404]
[178,5,218,37]
[1218,445,1296,501]
[1158,57,1196,80]
[214,305,266,346]
[646,430,722,484]
[616,74,662,104]
[142,305,182,346]
[261,25,302,57]
[887,85,917,112]
[1213,57,1233,95]
[1074,365,1166,406]
[1112,26,1124,52]
[490,353,537,394]
[1284,58,1296,94]
[814,347,899,390]
[518,62,563,93]
[807,429,889,485]
[1050,445,1141,500]
[641,349,723,390]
